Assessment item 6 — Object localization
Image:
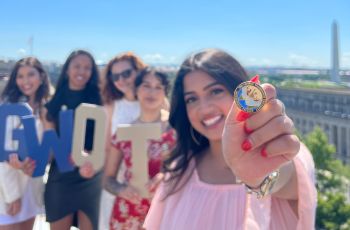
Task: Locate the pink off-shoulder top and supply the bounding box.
[144,144,317,230]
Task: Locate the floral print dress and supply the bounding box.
[109,127,176,230]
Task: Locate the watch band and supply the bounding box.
[244,170,280,199]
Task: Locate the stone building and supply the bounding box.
[278,87,350,164]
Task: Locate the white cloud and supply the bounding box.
[96,59,104,65]
[244,54,323,68]
[143,53,164,62]
[142,53,179,64]
[288,53,318,67]
[94,52,109,65]
[17,48,27,56]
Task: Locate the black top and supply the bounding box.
[44,84,102,230]
[45,84,101,150]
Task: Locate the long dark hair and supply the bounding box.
[163,49,249,196]
[101,52,147,104]
[46,50,101,122]
[1,57,50,105]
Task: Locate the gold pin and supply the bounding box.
[234,81,266,113]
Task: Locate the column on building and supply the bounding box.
[337,124,343,161]
[332,125,339,157]
[347,127,350,164]
[320,119,330,141]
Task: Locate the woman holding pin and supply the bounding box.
[144,49,317,229]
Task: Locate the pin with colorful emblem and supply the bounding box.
[234,75,266,113]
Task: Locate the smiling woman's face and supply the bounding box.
[16,65,41,99]
[67,54,92,90]
[136,73,165,111]
[183,70,233,142]
[111,60,137,95]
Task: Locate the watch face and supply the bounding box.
[234,82,266,113]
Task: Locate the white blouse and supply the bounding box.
[0,111,44,218]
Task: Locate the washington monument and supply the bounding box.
[331,21,341,83]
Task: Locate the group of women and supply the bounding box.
[0,48,316,230]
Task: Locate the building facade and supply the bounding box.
[278,87,350,164]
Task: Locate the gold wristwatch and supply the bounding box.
[244,170,280,199]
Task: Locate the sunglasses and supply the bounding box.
[111,69,134,82]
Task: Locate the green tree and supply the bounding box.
[303,127,350,230]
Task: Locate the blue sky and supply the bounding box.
[0,0,349,68]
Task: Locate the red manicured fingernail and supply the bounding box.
[261,148,268,157]
[243,123,254,134]
[241,139,252,151]
[250,75,260,84]
[236,111,251,122]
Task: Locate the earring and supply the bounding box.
[190,126,201,145]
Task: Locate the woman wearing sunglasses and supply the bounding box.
[97,52,147,230]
